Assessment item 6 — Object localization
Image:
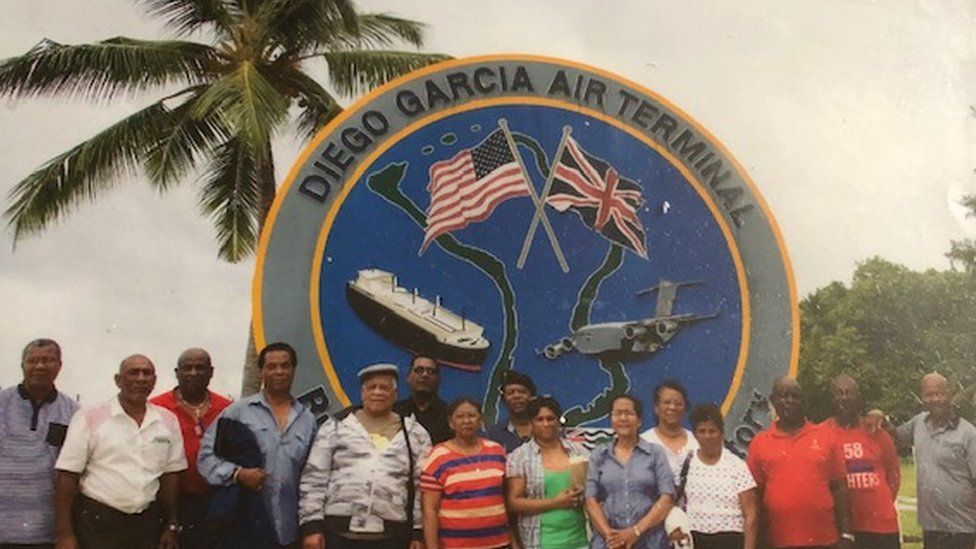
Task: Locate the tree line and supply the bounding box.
[798,195,976,423]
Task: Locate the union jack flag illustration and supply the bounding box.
[421,130,530,253]
[546,136,648,258]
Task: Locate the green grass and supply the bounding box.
[899,457,921,549]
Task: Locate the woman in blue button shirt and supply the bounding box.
[585,394,674,549]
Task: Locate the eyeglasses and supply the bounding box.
[611,410,637,418]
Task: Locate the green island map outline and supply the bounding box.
[364,132,630,425]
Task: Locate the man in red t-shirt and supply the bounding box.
[150,348,232,549]
[747,376,855,549]
[820,374,900,549]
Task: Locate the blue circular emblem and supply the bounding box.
[256,56,798,452]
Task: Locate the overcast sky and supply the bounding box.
[1,0,973,402]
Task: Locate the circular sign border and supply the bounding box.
[253,54,799,442]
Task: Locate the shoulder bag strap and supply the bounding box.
[400,414,416,529]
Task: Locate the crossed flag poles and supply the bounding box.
[420,119,646,270]
[496,119,571,274]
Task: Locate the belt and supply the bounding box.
[323,515,411,538]
[76,495,158,519]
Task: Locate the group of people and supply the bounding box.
[1,338,974,549]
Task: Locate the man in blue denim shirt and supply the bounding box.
[199,342,316,548]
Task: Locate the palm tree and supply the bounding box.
[0,0,449,394]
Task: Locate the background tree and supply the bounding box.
[0,0,449,394]
[947,194,976,272]
[799,257,976,423]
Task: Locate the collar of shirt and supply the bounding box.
[924,411,960,432]
[110,397,163,429]
[524,436,581,456]
[770,419,815,438]
[16,383,58,404]
[246,391,302,432]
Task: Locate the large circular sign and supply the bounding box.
[255,55,797,453]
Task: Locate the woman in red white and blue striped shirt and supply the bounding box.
[421,397,510,549]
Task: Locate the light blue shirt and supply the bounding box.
[198,392,317,545]
[0,385,79,544]
[585,439,674,549]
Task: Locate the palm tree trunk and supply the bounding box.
[240,140,277,397]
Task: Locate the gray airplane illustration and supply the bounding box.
[541,280,718,360]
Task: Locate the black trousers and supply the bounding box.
[855,531,900,549]
[177,493,217,549]
[324,531,412,549]
[74,495,162,549]
[924,531,976,549]
[692,531,744,549]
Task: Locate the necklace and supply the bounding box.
[176,390,211,437]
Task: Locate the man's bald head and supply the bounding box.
[921,371,952,420]
[770,375,805,425]
[921,372,949,393]
[177,348,212,369]
[175,347,214,401]
[119,354,154,374]
[115,354,157,405]
[771,375,802,397]
[830,374,861,424]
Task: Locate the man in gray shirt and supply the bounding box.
[896,372,976,549]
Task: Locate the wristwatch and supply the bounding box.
[841,533,855,542]
[166,523,182,534]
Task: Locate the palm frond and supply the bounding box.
[191,61,289,145]
[137,0,238,38]
[0,37,221,101]
[271,65,341,141]
[4,100,178,240]
[257,0,357,53]
[144,89,232,189]
[322,50,450,97]
[352,14,426,49]
[198,137,261,261]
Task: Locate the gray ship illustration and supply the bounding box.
[346,269,490,371]
[542,280,717,360]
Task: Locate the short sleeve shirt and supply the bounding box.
[640,427,699,480]
[746,421,845,548]
[896,412,976,533]
[506,438,588,549]
[820,418,899,534]
[420,439,509,548]
[586,440,675,549]
[149,389,232,496]
[55,398,187,514]
[0,386,79,544]
[685,450,756,534]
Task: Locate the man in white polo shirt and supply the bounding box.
[54,354,186,549]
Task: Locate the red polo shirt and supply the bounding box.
[150,389,232,496]
[819,418,900,534]
[747,420,845,548]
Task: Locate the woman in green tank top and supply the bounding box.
[506,396,589,549]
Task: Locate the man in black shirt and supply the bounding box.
[394,355,451,444]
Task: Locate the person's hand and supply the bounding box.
[603,528,626,548]
[158,529,178,549]
[408,540,425,549]
[55,533,79,549]
[302,533,325,549]
[837,536,855,549]
[236,467,267,491]
[553,485,583,509]
[863,409,886,433]
[668,527,691,546]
